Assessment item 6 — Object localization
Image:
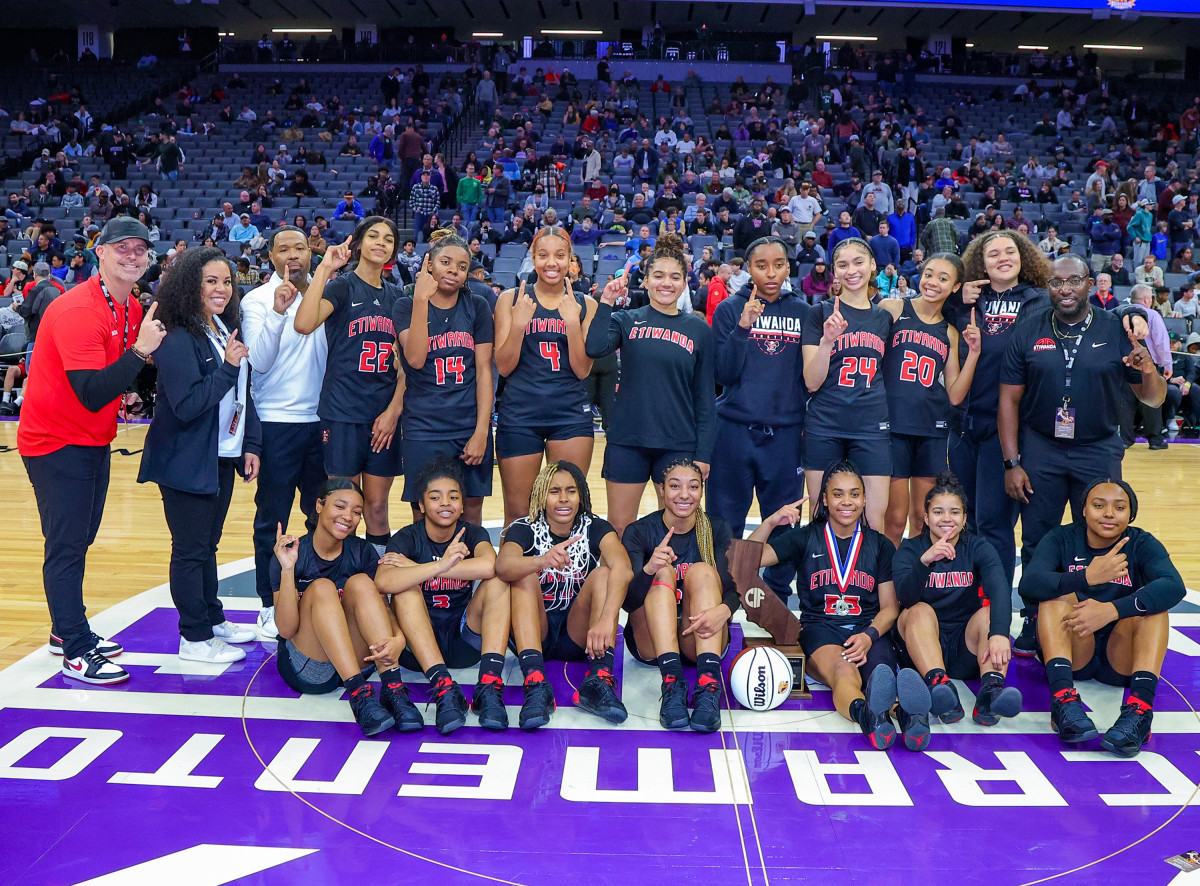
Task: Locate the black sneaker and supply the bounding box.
[519,676,556,730]
[861,664,898,750]
[973,683,1023,726]
[432,677,469,735]
[659,674,691,730]
[930,678,964,724]
[471,675,510,731]
[1050,688,1099,743]
[690,673,723,733]
[575,669,629,724]
[62,648,129,685]
[896,668,933,752]
[379,680,426,733]
[1012,617,1039,658]
[1101,700,1153,757]
[51,631,123,658]
[347,684,395,737]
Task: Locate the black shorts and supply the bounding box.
[401,434,494,501]
[495,421,593,459]
[321,419,402,478]
[398,608,483,671]
[898,619,979,680]
[543,609,588,662]
[800,619,898,670]
[276,637,341,694]
[803,433,892,477]
[622,618,730,666]
[602,442,692,485]
[1072,622,1132,688]
[890,433,949,479]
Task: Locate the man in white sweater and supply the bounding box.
[239,226,328,639]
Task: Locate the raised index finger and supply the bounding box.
[833,295,841,315]
[970,307,976,327]
[283,264,290,284]
[661,527,674,546]
[1112,536,1131,555]
[143,300,158,321]
[453,527,467,543]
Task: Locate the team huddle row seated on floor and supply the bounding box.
[15,213,1181,761]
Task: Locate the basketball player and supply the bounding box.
[748,460,933,751]
[585,233,716,539]
[493,227,598,525]
[394,230,494,526]
[271,478,424,737]
[241,225,327,640]
[802,238,893,531]
[708,236,809,601]
[622,458,738,733]
[293,216,404,554]
[948,230,1049,652]
[880,253,981,545]
[893,472,1022,734]
[497,461,634,729]
[377,457,512,731]
[1020,479,1183,757]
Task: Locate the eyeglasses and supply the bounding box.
[1047,276,1088,290]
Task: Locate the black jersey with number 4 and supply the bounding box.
[893,531,1010,636]
[768,521,895,628]
[386,519,493,614]
[884,299,953,437]
[1018,523,1184,619]
[394,289,495,440]
[802,300,892,439]
[503,515,615,612]
[498,291,591,429]
[318,273,401,424]
[621,510,740,614]
[268,534,379,596]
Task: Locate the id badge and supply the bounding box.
[1054,406,1076,440]
[229,401,244,436]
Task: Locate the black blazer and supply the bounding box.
[138,326,262,495]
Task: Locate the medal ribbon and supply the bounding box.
[824,521,863,596]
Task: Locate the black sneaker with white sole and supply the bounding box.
[62,648,129,685]
[50,632,123,658]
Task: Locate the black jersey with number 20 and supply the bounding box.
[318,273,401,424]
[884,298,953,437]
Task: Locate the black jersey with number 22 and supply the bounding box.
[318,273,401,424]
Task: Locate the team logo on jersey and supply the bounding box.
[985,300,1023,335]
[1033,337,1056,352]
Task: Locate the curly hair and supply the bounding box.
[155,246,239,339]
[962,229,1050,289]
[645,231,687,274]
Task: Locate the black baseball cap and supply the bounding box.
[95,217,152,246]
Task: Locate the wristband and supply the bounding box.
[864,626,880,643]
[129,345,149,362]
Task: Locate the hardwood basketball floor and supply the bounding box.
[2,419,1198,670]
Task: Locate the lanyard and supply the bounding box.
[824,521,863,597]
[1051,309,1093,406]
[99,279,130,352]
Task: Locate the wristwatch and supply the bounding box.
[1003,455,1021,470]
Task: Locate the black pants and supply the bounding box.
[161,459,237,642]
[1119,386,1164,446]
[584,353,619,432]
[22,445,111,659]
[1018,430,1123,607]
[253,421,324,604]
[949,420,1018,592]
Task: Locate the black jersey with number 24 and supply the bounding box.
[802,300,892,439]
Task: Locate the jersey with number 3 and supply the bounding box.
[498,291,591,429]
[386,519,492,616]
[802,300,891,439]
[394,289,494,440]
[318,273,400,423]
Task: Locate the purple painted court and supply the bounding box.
[2,558,1199,885]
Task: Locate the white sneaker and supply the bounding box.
[212,620,257,644]
[179,636,247,664]
[257,606,279,641]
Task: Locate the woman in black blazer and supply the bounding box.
[139,247,263,664]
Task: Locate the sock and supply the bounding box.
[981,671,1005,690]
[587,646,615,677]
[657,651,684,681]
[378,667,404,690]
[1045,657,1075,696]
[924,667,949,687]
[344,672,367,693]
[695,652,722,683]
[424,662,451,686]
[1,391,9,403]
[1127,671,1158,708]
[478,652,505,683]
[518,648,545,682]
[367,533,389,556]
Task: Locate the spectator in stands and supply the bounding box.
[1089,273,1119,310]
[1127,198,1155,265]
[456,163,483,225]
[89,191,113,224]
[852,192,885,239]
[409,171,441,243]
[1037,225,1069,256]
[338,135,363,157]
[920,210,961,257]
[862,169,894,216]
[1103,253,1132,286]
[229,214,261,246]
[869,220,901,270]
[1174,284,1198,319]
[287,170,318,199]
[1135,253,1165,288]
[733,198,770,253]
[1172,246,1200,276]
[332,191,364,221]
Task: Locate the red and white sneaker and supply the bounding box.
[50,632,123,658]
[62,649,129,685]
